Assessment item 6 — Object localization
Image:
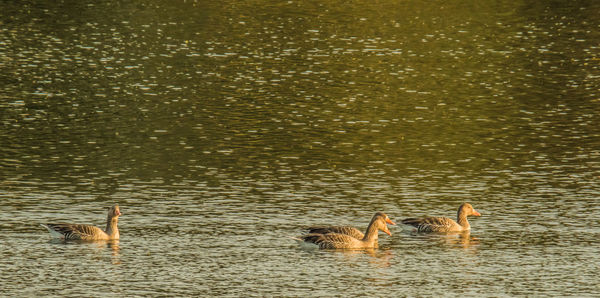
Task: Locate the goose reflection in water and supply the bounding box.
[333,248,395,268]
[107,240,121,264]
[438,231,480,251]
[47,238,121,263]
[405,230,480,252]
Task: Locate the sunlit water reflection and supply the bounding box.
[1,0,599,296]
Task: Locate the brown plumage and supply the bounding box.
[401,203,481,233]
[297,212,396,249]
[305,211,396,239]
[41,204,121,240]
[306,226,365,239]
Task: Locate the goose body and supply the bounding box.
[41,204,121,240]
[296,212,395,249]
[306,226,364,239]
[401,203,480,233]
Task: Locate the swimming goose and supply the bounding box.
[401,203,481,233]
[296,212,395,249]
[306,211,396,239]
[41,204,121,240]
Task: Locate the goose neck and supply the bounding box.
[105,216,119,237]
[361,219,380,242]
[456,211,470,229]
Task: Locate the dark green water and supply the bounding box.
[1,0,599,296]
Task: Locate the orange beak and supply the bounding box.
[385,218,396,225]
[472,210,481,216]
[383,227,392,236]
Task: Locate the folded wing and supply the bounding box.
[401,217,457,233]
[301,233,363,249]
[42,223,106,240]
[306,226,364,239]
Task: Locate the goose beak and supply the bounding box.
[472,210,481,216]
[386,218,396,225]
[384,228,392,236]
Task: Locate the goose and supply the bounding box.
[306,211,395,239]
[41,204,121,240]
[401,203,481,233]
[295,212,395,249]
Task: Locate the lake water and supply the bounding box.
[1,0,599,296]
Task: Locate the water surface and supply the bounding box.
[1,0,599,296]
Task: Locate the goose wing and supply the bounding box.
[301,233,362,249]
[306,226,364,239]
[42,223,105,240]
[401,216,458,233]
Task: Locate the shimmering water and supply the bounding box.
[1,0,599,296]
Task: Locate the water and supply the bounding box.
[1,0,599,296]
